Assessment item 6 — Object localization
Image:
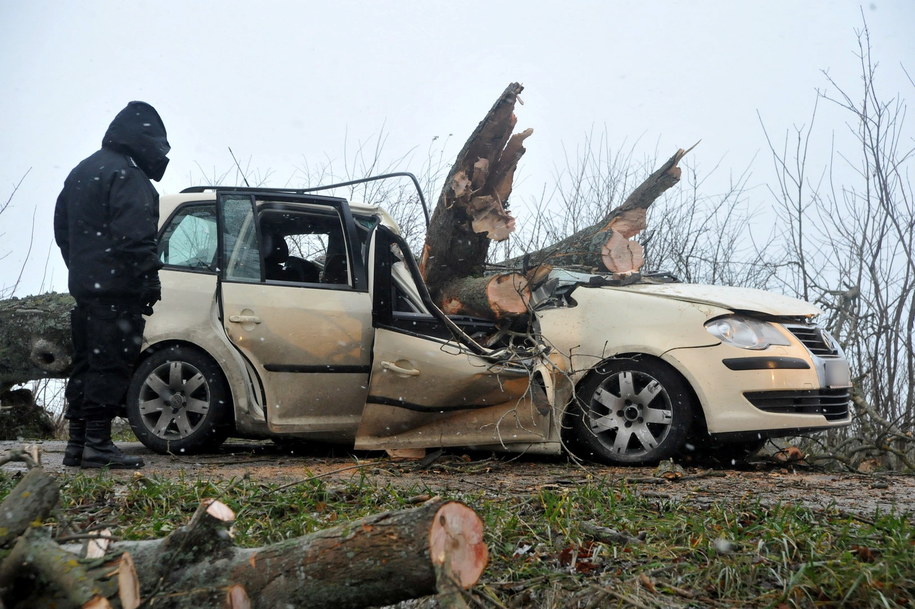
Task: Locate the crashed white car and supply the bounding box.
[126,180,852,464]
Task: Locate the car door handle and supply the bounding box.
[228,314,262,324]
[381,361,420,376]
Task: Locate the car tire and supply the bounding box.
[565,357,695,465]
[126,345,232,454]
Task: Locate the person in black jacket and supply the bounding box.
[54,101,170,468]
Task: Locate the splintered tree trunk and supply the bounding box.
[417,84,693,320]
[419,82,533,317]
[518,146,694,274]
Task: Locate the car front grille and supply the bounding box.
[784,324,839,356]
[744,389,851,421]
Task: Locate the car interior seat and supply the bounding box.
[263,232,321,283]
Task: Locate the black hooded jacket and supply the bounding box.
[54,102,170,301]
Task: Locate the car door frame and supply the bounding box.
[214,189,374,438]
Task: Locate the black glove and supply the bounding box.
[140,273,162,315]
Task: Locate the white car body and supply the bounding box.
[125,187,852,464]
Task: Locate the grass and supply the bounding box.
[0,466,912,608]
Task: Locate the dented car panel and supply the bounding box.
[619,282,823,317]
[358,327,552,451]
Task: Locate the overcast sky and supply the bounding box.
[1,1,913,296]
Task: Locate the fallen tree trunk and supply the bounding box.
[515,145,695,274]
[0,462,488,609]
[0,292,74,389]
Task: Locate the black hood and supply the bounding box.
[102,101,171,181]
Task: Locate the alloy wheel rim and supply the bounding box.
[587,370,674,457]
[138,360,211,440]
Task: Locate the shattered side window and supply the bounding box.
[222,196,261,282]
[159,205,218,271]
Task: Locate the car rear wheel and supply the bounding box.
[565,357,695,465]
[127,345,232,454]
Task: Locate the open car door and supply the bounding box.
[217,191,374,437]
[355,226,552,451]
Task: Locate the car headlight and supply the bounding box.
[705,316,791,350]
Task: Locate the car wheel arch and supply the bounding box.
[561,352,706,464]
[127,341,238,453]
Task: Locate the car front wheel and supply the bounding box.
[565,357,695,465]
[126,345,232,454]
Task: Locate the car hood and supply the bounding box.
[613,282,822,317]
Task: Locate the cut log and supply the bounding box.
[110,498,487,609]
[419,82,532,316]
[0,493,488,609]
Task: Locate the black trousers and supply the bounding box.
[65,300,146,420]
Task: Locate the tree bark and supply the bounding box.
[0,292,74,389]
[0,531,139,609]
[0,487,488,609]
[419,82,532,315]
[0,467,59,548]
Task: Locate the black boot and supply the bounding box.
[82,418,145,469]
[63,418,86,467]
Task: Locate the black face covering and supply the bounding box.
[145,154,170,182]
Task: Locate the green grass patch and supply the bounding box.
[1,468,912,608]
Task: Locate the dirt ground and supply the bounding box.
[4,439,913,519]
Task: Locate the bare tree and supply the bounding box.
[761,17,914,468]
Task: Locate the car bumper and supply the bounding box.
[664,343,853,435]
